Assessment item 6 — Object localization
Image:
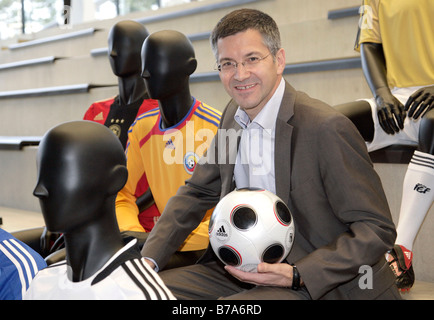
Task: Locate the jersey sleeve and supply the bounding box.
[83,103,97,121]
[115,125,147,232]
[354,0,381,51]
[83,98,115,124]
[0,233,47,300]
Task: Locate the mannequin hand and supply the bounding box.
[375,87,406,135]
[405,85,434,120]
[225,262,294,287]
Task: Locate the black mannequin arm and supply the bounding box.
[361,42,405,134]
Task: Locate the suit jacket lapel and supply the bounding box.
[219,102,242,196]
[275,82,295,205]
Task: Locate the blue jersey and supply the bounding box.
[0,229,47,300]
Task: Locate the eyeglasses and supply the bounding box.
[216,53,271,73]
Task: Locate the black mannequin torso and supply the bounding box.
[104,20,152,146]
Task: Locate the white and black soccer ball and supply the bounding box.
[209,188,295,272]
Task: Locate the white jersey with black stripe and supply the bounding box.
[24,240,175,300]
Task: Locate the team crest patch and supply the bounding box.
[183,152,199,175]
[109,124,121,137]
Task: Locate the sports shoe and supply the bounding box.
[387,244,415,292]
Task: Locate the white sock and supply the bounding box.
[395,151,434,251]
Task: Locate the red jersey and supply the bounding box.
[84,93,159,149]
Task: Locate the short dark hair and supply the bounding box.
[210,8,281,59]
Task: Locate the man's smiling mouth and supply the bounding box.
[235,84,256,90]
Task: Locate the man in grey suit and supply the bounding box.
[141,8,401,300]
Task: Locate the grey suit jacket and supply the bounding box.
[142,81,398,299]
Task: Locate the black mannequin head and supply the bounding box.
[33,121,127,234]
[108,20,149,77]
[33,121,128,281]
[140,30,197,128]
[141,30,197,100]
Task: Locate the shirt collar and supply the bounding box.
[234,78,285,130]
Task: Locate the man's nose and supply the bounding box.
[233,63,250,81]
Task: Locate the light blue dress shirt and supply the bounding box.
[233,78,285,195]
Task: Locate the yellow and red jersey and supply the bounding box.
[116,98,221,251]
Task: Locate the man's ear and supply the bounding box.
[275,48,286,75]
[106,165,128,195]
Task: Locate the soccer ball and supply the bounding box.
[209,188,295,272]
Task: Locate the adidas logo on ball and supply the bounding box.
[216,225,228,237]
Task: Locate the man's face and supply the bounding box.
[216,29,285,119]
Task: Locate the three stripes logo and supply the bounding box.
[215,221,231,242]
[165,138,175,149]
[410,151,434,170]
[216,225,228,238]
[93,112,104,121]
